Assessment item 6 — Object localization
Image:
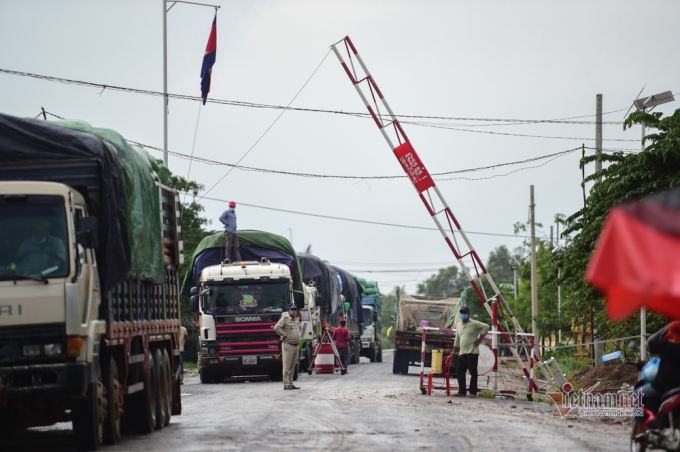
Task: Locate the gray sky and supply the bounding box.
[1,1,678,294]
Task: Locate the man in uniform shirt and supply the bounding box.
[450,306,489,398]
[274,303,301,390]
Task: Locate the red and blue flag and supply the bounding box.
[200,14,217,105]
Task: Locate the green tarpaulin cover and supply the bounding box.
[180,230,304,295]
[50,119,165,282]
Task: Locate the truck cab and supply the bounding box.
[360,301,382,362]
[191,259,308,383]
[0,181,103,409]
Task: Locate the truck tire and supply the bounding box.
[130,352,157,434]
[270,366,283,382]
[162,349,173,424]
[200,369,217,384]
[350,340,359,364]
[102,356,122,445]
[72,363,105,451]
[392,350,401,374]
[377,343,383,363]
[153,349,167,429]
[306,346,313,375]
[369,345,376,363]
[293,361,299,381]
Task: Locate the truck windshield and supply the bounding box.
[204,282,289,315]
[0,198,69,280]
[363,308,373,326]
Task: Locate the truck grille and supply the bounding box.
[215,322,280,355]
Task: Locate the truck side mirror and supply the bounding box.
[190,287,199,296]
[373,311,378,322]
[79,216,99,249]
[390,315,395,326]
[293,291,305,308]
[190,295,199,313]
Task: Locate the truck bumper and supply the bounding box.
[201,354,281,371]
[0,362,88,399]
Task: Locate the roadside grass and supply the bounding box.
[184,361,198,370]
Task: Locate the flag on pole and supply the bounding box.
[200,14,217,105]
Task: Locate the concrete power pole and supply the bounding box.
[595,94,602,183]
[530,186,538,355]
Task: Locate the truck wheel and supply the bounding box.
[392,350,401,374]
[160,349,173,427]
[73,363,105,451]
[102,356,122,445]
[306,346,313,375]
[270,366,283,382]
[130,351,157,433]
[171,352,182,416]
[369,345,376,363]
[200,370,217,384]
[293,361,299,381]
[153,349,167,429]
[377,344,383,363]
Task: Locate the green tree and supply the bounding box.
[555,108,680,338]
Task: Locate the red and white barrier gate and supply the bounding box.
[308,327,346,375]
[330,37,541,395]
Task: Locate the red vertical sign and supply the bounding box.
[393,141,435,193]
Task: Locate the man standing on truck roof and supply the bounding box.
[333,319,351,373]
[219,201,241,262]
[450,306,489,398]
[274,303,301,390]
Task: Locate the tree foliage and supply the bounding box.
[554,108,680,338]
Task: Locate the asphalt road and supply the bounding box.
[1,350,630,451]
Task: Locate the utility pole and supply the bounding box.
[556,221,561,344]
[640,122,646,360]
[595,94,602,183]
[550,225,553,247]
[530,186,538,355]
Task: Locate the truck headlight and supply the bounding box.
[201,347,209,354]
[23,344,40,357]
[44,343,62,357]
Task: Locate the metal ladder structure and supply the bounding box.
[330,36,540,392]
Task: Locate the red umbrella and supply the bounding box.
[586,188,680,321]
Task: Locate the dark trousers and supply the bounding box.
[456,353,479,395]
[224,231,242,261]
[337,347,349,369]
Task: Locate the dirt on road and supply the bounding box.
[0,350,630,451]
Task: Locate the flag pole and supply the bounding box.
[163,0,220,168]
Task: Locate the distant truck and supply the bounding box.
[360,298,382,362]
[391,294,459,388]
[0,114,184,450]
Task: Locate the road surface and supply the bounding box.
[0,350,630,451]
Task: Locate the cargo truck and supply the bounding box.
[391,294,459,392]
[360,298,382,362]
[0,113,184,450]
[189,259,308,383]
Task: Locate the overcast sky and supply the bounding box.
[1,1,678,294]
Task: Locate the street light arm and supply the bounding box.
[167,0,221,11]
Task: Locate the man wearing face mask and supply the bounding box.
[450,306,489,398]
[16,219,66,275]
[219,201,241,262]
[274,303,302,390]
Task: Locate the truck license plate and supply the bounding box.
[243,356,257,365]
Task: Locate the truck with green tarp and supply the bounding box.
[0,113,184,450]
[356,278,383,362]
[181,230,314,382]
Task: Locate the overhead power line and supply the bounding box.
[3,67,655,134]
[193,193,522,239]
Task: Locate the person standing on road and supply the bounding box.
[274,303,302,390]
[179,326,188,385]
[333,319,351,372]
[450,306,489,398]
[219,201,241,262]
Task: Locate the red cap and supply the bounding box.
[229,201,236,207]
